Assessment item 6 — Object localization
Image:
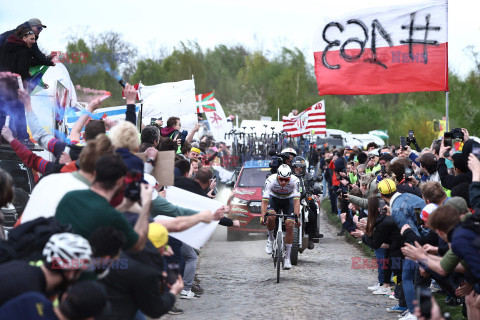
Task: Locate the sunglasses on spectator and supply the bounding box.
[22,31,35,37]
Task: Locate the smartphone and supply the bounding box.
[378,199,387,213]
[400,137,407,149]
[472,145,480,161]
[414,207,424,226]
[417,287,432,319]
[381,165,386,176]
[150,118,157,125]
[408,130,414,140]
[443,133,453,147]
[166,263,180,286]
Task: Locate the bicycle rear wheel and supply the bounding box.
[276,231,282,283]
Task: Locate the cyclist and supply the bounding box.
[261,164,300,270]
[280,148,297,166]
[291,156,323,249]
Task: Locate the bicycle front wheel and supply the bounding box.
[276,231,282,283]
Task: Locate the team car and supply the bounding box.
[225,160,271,241]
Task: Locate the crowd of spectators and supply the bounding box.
[319,132,480,319]
[0,18,238,319]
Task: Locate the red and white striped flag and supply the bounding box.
[313,0,448,95]
[196,92,216,113]
[283,101,326,137]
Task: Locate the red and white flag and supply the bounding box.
[283,101,326,137]
[313,0,448,95]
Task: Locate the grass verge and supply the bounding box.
[321,198,465,319]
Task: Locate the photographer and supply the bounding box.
[55,154,152,252]
[437,137,472,190]
[388,159,422,197]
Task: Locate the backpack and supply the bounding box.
[0,217,71,264]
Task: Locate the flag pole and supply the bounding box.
[277,108,279,121]
[445,91,449,132]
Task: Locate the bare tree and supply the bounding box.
[464,45,480,73]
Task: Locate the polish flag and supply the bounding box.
[283,101,326,137]
[313,0,448,95]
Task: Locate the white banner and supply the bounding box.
[155,186,222,250]
[139,79,197,132]
[205,99,227,142]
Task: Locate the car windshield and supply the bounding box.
[0,160,32,193]
[238,167,269,187]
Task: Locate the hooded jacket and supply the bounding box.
[0,35,33,80]
[0,21,54,67]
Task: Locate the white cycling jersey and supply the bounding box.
[262,174,300,199]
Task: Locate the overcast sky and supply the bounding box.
[1,0,479,77]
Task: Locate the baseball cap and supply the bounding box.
[421,203,438,223]
[445,197,469,215]
[377,179,397,195]
[191,147,201,154]
[28,18,47,28]
[148,223,168,248]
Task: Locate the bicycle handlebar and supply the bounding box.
[264,213,298,221]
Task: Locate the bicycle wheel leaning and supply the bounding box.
[276,231,282,283]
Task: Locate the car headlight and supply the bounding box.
[231,197,248,206]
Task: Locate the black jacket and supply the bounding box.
[0,22,54,67]
[437,158,472,190]
[98,252,175,320]
[0,35,34,80]
[397,182,422,198]
[362,214,404,257]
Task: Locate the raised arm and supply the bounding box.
[69,98,102,143]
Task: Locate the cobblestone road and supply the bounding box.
[162,210,398,320]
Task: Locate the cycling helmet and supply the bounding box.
[43,233,92,270]
[281,148,297,157]
[277,164,292,178]
[291,156,307,177]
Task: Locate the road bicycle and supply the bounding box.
[265,212,298,283]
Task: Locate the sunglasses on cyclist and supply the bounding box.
[278,177,290,183]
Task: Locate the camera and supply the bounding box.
[444,128,464,147]
[124,170,143,202]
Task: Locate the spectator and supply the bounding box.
[437,145,472,190]
[189,159,199,178]
[0,18,54,67]
[0,26,37,80]
[0,233,92,305]
[110,120,143,174]
[55,154,152,252]
[175,159,190,177]
[190,147,201,161]
[19,134,114,224]
[351,196,406,313]
[388,158,422,197]
[378,178,425,317]
[140,125,160,152]
[0,280,107,320]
